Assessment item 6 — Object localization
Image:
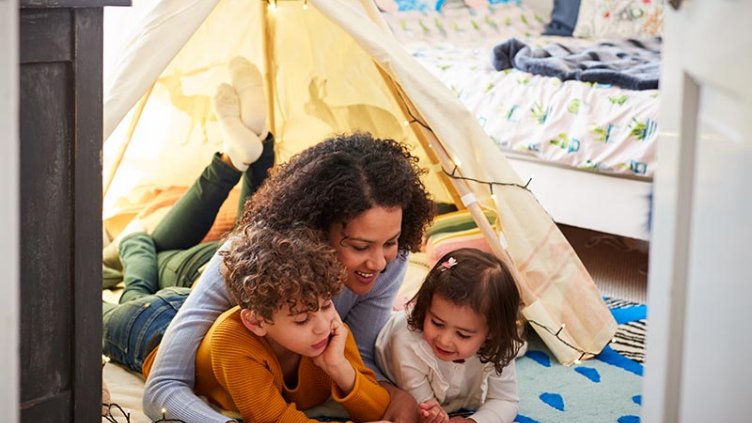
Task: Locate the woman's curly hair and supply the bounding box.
[220,223,346,322]
[240,132,435,253]
[407,248,523,374]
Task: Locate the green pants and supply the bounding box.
[104,137,275,306]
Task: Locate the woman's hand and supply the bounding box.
[381,383,420,423]
[418,400,448,423]
[313,315,356,394]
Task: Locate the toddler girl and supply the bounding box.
[376,248,522,423]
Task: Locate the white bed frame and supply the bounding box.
[506,155,652,241]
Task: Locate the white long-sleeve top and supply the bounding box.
[375,312,519,423]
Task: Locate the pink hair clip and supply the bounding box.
[440,257,457,271]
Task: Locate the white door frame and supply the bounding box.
[0,0,20,422]
[644,2,752,422]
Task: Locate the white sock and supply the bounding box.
[229,57,268,139]
[212,83,263,172]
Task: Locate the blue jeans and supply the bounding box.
[102,287,190,373]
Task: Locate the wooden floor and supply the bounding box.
[559,224,649,304]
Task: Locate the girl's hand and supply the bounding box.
[313,315,356,393]
[418,400,448,423]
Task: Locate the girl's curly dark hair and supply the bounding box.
[407,248,522,374]
[220,223,346,322]
[240,132,435,253]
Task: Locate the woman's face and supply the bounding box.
[328,206,403,296]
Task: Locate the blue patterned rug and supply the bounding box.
[515,298,647,423]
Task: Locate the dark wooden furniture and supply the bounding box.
[19,1,128,421]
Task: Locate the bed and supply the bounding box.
[378,0,662,240]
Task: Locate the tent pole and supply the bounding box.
[374,67,465,211]
[423,129,534,305]
[375,70,534,305]
[261,0,276,138]
[417,128,534,306]
[103,83,155,199]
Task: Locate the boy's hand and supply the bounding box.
[312,314,348,371]
[313,315,356,394]
[419,400,448,423]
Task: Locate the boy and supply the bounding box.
[139,224,390,422]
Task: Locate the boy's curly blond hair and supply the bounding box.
[220,223,346,322]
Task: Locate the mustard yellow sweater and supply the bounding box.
[147,307,389,422]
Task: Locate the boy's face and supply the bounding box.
[262,298,339,357]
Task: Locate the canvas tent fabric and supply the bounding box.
[103,0,616,365]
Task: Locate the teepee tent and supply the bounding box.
[103,0,616,365]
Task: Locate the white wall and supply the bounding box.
[0,0,20,422]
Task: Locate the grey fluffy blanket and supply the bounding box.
[492,37,662,90]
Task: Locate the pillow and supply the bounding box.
[424,209,497,266]
[465,0,522,8]
[573,0,664,38]
[388,0,443,11]
[543,0,582,36]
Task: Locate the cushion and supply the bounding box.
[386,0,443,11]
[543,0,582,36]
[465,0,521,8]
[573,0,664,38]
[424,209,497,265]
[104,186,240,244]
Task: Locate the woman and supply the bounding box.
[141,132,435,423]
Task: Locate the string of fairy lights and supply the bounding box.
[101,356,187,423]
[101,403,187,423]
[396,87,611,363]
[265,0,309,12]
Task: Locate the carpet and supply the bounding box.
[515,298,647,423]
[558,224,649,304]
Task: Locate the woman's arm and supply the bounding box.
[468,362,519,423]
[333,327,391,422]
[142,250,236,422]
[381,382,421,423]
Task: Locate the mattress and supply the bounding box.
[381,4,659,180]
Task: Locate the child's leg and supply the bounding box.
[102,287,190,373]
[150,153,241,251]
[150,59,267,249]
[118,233,160,304]
[238,133,275,217]
[155,241,219,289]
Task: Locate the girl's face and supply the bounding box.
[422,294,489,362]
[328,206,402,296]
